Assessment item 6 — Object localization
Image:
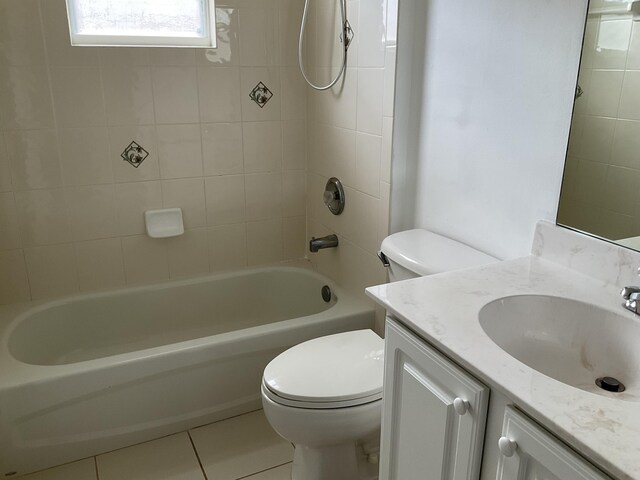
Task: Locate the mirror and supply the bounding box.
[557,0,640,250]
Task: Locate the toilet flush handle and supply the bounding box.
[453,397,470,415]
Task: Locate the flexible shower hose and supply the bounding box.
[298,0,348,91]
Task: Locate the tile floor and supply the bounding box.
[18,410,293,480]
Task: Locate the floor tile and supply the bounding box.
[18,459,96,480]
[96,432,205,480]
[190,410,293,480]
[243,463,292,479]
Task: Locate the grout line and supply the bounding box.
[93,456,100,480]
[235,461,293,480]
[187,430,209,480]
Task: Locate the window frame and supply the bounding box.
[64,0,217,48]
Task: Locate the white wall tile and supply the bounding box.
[59,128,113,186]
[102,66,155,126]
[281,67,307,120]
[207,223,247,271]
[99,48,150,67]
[586,70,624,117]
[381,116,393,183]
[612,119,640,168]
[157,125,204,179]
[121,235,169,285]
[245,172,282,220]
[592,19,633,70]
[243,121,282,173]
[0,136,12,192]
[51,67,106,127]
[283,216,306,260]
[618,70,640,121]
[354,132,381,196]
[75,238,125,292]
[162,178,206,228]
[311,67,357,130]
[115,181,163,236]
[15,188,72,246]
[0,250,30,305]
[109,126,160,183]
[282,171,306,217]
[166,228,210,278]
[282,120,307,171]
[357,0,387,67]
[5,129,63,190]
[202,123,244,176]
[40,0,98,67]
[356,68,384,135]
[0,66,55,129]
[575,115,616,162]
[205,175,246,225]
[25,244,79,300]
[628,21,640,70]
[0,0,46,67]
[0,192,21,251]
[197,67,242,123]
[152,67,199,124]
[383,46,396,116]
[66,185,118,241]
[150,49,196,66]
[238,8,280,66]
[246,219,283,265]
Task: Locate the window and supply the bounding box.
[65,0,216,48]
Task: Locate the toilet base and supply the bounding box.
[291,441,378,480]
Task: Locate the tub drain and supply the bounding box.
[595,376,625,393]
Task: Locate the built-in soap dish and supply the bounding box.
[145,208,184,238]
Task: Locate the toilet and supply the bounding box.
[261,229,497,480]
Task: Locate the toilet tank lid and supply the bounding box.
[263,330,384,404]
[381,229,497,276]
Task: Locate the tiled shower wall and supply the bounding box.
[0,0,308,304]
[559,8,640,240]
[305,0,396,311]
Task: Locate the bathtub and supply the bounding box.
[0,265,375,476]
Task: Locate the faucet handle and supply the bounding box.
[620,286,640,299]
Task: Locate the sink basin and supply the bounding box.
[479,295,640,400]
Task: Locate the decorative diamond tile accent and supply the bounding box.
[340,20,354,50]
[121,141,149,168]
[249,82,273,108]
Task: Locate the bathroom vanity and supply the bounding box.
[367,222,640,480]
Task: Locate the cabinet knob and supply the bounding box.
[498,437,518,457]
[453,397,470,415]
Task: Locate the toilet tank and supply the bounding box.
[380,229,497,282]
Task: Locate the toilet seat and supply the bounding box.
[263,330,384,410]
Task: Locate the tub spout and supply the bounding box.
[309,234,339,253]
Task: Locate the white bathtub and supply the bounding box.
[0,265,375,476]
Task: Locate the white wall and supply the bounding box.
[391,0,588,260]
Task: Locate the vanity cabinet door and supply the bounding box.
[380,319,490,480]
[496,407,612,480]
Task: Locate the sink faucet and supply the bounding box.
[621,286,640,314]
[309,234,339,253]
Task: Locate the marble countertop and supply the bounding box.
[366,255,640,480]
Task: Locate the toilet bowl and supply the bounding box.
[261,229,497,479]
[261,329,384,480]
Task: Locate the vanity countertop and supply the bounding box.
[366,254,640,480]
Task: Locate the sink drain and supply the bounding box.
[595,376,626,393]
